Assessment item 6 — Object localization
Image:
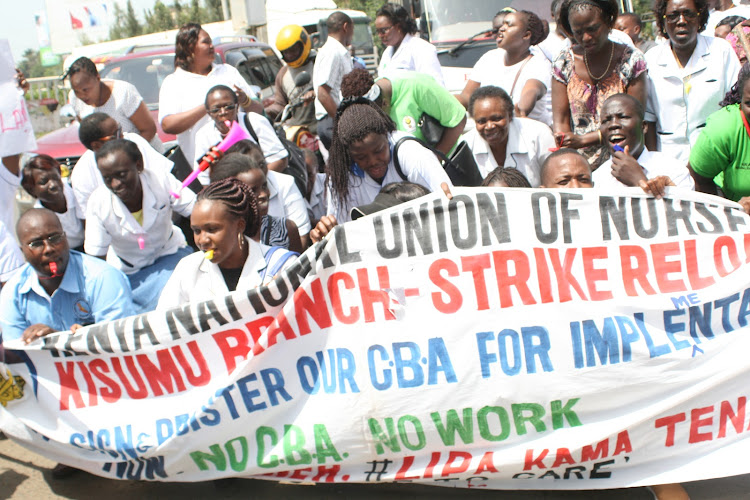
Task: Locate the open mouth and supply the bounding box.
[608,134,626,146]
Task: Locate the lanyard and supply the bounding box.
[741,106,750,139]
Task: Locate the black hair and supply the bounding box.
[62,56,98,81]
[602,93,645,120]
[376,3,418,35]
[205,84,238,108]
[720,62,750,107]
[95,138,143,166]
[540,148,590,183]
[468,85,514,118]
[617,12,643,29]
[654,0,709,37]
[175,22,203,70]
[327,11,353,33]
[481,167,532,188]
[559,0,620,38]
[223,140,268,172]
[326,99,397,210]
[341,68,375,99]
[717,15,746,30]
[21,154,61,195]
[197,178,260,238]
[78,112,112,150]
[379,181,430,202]
[517,10,547,46]
[209,151,266,183]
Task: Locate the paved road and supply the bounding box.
[2,436,749,499]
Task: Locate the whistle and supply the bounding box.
[613,144,624,153]
[49,262,58,276]
[204,250,214,261]
[138,236,145,250]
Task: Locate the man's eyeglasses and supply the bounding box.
[99,125,123,142]
[208,104,237,115]
[376,25,394,36]
[27,233,65,250]
[663,10,699,23]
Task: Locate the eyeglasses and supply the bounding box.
[663,10,699,23]
[207,103,237,115]
[376,25,394,36]
[99,125,123,142]
[27,232,65,250]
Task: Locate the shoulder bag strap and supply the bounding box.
[242,113,260,144]
[393,136,453,181]
[509,54,533,98]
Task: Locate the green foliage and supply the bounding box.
[145,1,176,32]
[109,0,225,41]
[17,49,63,79]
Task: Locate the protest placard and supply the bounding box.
[0,39,36,157]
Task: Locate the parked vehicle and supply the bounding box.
[394,0,633,93]
[34,37,283,169]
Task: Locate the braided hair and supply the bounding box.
[326,99,396,210]
[197,178,260,238]
[720,63,750,107]
[518,10,547,46]
[559,0,619,37]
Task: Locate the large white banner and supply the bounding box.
[2,188,750,489]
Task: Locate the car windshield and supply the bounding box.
[100,55,176,109]
[422,0,552,42]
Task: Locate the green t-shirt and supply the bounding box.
[387,73,466,149]
[689,104,750,202]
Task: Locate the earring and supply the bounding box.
[238,232,244,249]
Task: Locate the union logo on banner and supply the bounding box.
[0,368,25,407]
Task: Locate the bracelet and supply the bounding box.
[241,94,251,107]
[597,130,603,145]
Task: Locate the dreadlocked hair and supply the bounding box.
[720,63,750,107]
[326,99,396,211]
[341,68,375,99]
[197,178,261,238]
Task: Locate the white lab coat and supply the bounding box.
[644,35,740,163]
[156,237,295,309]
[84,169,195,274]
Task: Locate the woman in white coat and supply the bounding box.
[157,178,297,309]
[375,3,444,86]
[325,99,452,223]
[645,0,741,163]
[462,86,555,187]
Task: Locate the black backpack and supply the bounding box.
[243,114,309,197]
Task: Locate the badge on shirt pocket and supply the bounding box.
[73,299,94,322]
[402,115,417,132]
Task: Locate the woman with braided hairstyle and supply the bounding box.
[551,0,647,169]
[324,99,452,223]
[157,178,298,309]
[458,10,552,126]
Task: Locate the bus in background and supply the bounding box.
[395,0,634,93]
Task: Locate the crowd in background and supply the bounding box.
[1,1,749,489]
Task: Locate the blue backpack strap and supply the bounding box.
[260,246,299,282]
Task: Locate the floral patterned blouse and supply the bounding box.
[553,44,647,167]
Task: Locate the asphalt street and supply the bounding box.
[2,436,750,499]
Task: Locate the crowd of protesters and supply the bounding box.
[1,1,750,492]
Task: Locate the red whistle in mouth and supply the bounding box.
[49,262,58,276]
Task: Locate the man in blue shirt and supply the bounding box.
[0,208,135,344]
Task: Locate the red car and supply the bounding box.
[35,37,283,167]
